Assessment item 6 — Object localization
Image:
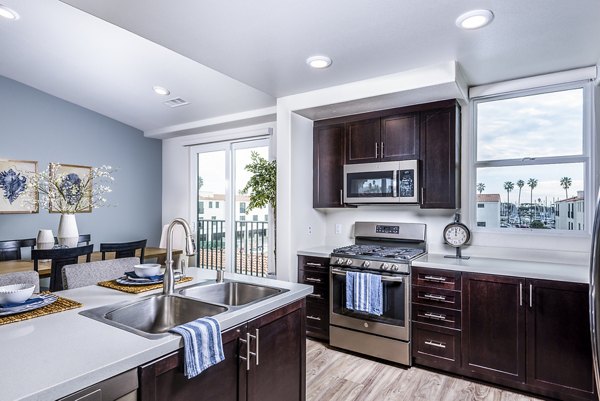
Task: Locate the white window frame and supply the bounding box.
[470,80,594,237]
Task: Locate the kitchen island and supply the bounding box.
[0,269,311,401]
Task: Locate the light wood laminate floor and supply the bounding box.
[306,340,542,401]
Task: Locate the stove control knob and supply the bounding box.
[362,261,371,268]
[336,258,345,265]
[391,264,399,271]
[381,263,390,270]
[346,259,353,266]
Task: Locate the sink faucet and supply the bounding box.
[163,218,196,295]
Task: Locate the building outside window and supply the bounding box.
[216,202,219,209]
[209,201,213,208]
[198,201,204,215]
[240,202,246,214]
[253,215,258,222]
[473,83,589,232]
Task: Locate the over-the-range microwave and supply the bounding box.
[343,160,419,204]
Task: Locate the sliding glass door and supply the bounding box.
[191,138,270,277]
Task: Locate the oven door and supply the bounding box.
[330,267,410,341]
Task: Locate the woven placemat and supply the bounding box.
[97,276,193,294]
[0,292,82,326]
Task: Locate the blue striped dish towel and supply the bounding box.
[345,271,383,316]
[169,317,225,379]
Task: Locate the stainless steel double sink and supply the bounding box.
[80,280,287,339]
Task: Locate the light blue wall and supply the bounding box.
[0,76,162,248]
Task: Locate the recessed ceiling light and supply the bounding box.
[456,10,494,30]
[153,86,170,96]
[306,55,332,69]
[0,5,19,20]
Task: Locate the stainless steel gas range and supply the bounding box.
[329,221,427,366]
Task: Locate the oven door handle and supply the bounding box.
[331,268,404,283]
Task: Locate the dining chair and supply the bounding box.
[53,234,92,246]
[0,238,36,261]
[100,239,147,263]
[61,257,139,290]
[0,271,40,292]
[32,245,94,292]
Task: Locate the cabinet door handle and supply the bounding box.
[375,142,378,158]
[340,189,343,205]
[239,332,253,371]
[307,293,322,299]
[305,277,322,283]
[424,275,447,283]
[254,329,259,366]
[424,312,447,321]
[529,284,533,308]
[421,187,424,202]
[307,315,322,321]
[519,283,523,306]
[425,340,446,349]
[423,293,446,301]
[381,141,384,158]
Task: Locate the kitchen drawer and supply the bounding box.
[306,299,329,340]
[413,322,460,371]
[299,269,328,286]
[412,267,461,291]
[305,283,328,303]
[413,303,461,330]
[298,255,330,271]
[412,286,461,310]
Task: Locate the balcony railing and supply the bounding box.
[196,219,269,277]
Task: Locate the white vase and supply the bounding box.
[57,214,79,248]
[36,229,54,250]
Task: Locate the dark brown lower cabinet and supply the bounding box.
[139,299,306,401]
[526,279,594,400]
[460,273,595,401]
[462,274,526,382]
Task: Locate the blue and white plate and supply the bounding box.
[116,277,163,286]
[0,293,58,317]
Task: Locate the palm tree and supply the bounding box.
[477,183,485,194]
[528,178,538,221]
[504,181,514,217]
[560,176,572,199]
[516,180,525,206]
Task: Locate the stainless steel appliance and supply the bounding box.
[589,190,600,392]
[329,221,426,365]
[344,160,419,204]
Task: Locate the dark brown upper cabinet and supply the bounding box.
[313,123,345,208]
[346,114,418,164]
[313,100,460,209]
[420,104,460,209]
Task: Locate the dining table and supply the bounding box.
[0,247,183,278]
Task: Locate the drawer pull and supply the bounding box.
[305,262,324,267]
[423,312,447,321]
[305,277,322,283]
[424,275,447,283]
[307,293,322,299]
[307,315,322,321]
[425,340,446,349]
[423,293,447,301]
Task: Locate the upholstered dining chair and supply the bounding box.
[0,238,36,261]
[100,239,147,263]
[0,271,40,292]
[61,257,139,290]
[32,245,94,292]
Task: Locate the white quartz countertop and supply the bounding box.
[413,254,590,284]
[0,269,311,401]
[296,246,336,258]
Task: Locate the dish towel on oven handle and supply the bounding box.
[169,316,225,379]
[345,271,383,316]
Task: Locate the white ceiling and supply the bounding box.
[1,0,599,136]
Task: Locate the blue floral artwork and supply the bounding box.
[0,168,27,204]
[60,173,83,205]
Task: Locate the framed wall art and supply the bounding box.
[0,159,39,214]
[49,163,93,213]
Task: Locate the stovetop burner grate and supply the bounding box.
[332,244,424,261]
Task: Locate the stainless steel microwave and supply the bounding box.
[343,160,419,204]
